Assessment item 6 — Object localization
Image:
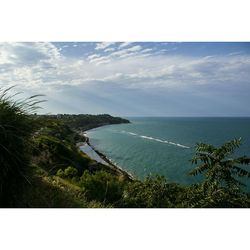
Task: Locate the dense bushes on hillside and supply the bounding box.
[32,134,90,175]
[79,170,128,206]
[121,176,185,208]
[39,114,130,131]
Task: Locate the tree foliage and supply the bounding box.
[190,138,250,190]
[187,139,250,207]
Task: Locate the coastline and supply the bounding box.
[78,130,135,181]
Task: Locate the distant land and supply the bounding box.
[37,114,130,131]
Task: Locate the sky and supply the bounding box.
[0,42,250,116]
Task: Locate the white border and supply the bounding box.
[0,0,250,249]
[0,0,249,41]
[1,209,250,250]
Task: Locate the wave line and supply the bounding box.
[122,131,190,149]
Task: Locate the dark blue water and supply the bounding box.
[86,117,250,185]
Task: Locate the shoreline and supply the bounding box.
[78,130,135,181]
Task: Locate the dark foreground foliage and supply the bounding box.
[0,88,44,206]
[1,89,250,208]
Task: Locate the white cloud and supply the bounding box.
[95,59,111,65]
[88,55,110,64]
[95,42,115,50]
[141,48,153,53]
[203,55,215,60]
[119,42,133,48]
[109,45,142,58]
[127,45,142,52]
[161,47,178,52]
[110,50,127,57]
[0,42,63,89]
[87,54,100,60]
[0,42,61,66]
[104,48,115,52]
[0,42,250,97]
[119,52,138,58]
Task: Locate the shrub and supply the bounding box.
[56,166,78,179]
[122,176,183,208]
[79,170,126,205]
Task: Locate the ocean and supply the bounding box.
[86,117,250,185]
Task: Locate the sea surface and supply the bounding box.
[86,117,250,185]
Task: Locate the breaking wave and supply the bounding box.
[121,130,190,149]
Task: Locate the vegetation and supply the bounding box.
[121,176,184,208]
[0,88,43,206]
[190,139,250,190]
[79,170,126,206]
[38,113,130,131]
[1,88,250,208]
[187,139,250,207]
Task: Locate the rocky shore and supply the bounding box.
[79,133,135,181]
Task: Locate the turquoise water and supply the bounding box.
[86,117,250,185]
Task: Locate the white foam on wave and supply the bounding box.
[122,131,190,149]
[121,130,137,136]
[140,135,154,140]
[128,132,137,136]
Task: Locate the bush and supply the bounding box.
[122,176,183,208]
[56,166,78,179]
[79,170,126,205]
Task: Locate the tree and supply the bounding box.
[190,138,250,189]
[188,139,250,207]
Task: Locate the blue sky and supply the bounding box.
[0,42,250,116]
